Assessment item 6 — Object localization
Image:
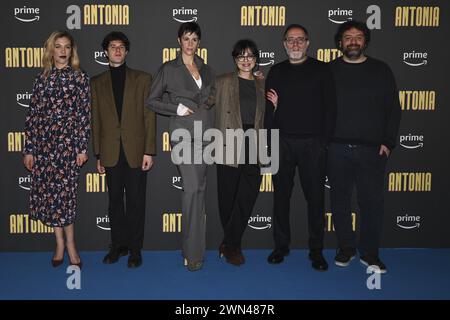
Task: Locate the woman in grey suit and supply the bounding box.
[214,39,266,266]
[146,22,215,271]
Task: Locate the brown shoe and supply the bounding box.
[223,246,244,266]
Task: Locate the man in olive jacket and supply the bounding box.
[91,31,156,268]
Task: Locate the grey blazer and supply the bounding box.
[145,54,215,139]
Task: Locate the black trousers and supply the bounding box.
[327,143,387,258]
[217,163,262,248]
[105,147,147,251]
[272,136,327,251]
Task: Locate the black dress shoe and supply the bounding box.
[309,251,328,272]
[103,246,129,264]
[127,250,142,268]
[267,248,290,264]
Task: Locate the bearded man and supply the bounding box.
[264,24,337,272]
[328,21,401,274]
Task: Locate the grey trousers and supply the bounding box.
[178,162,207,263]
[173,140,208,263]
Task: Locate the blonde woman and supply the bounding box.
[23,31,90,268]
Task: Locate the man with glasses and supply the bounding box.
[91,31,156,268]
[328,21,401,273]
[264,24,336,271]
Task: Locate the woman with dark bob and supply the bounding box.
[146,22,215,271]
[214,39,265,266]
[23,31,90,269]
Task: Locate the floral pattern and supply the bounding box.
[24,66,91,227]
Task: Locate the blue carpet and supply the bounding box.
[1,249,449,300]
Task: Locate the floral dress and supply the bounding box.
[24,66,91,227]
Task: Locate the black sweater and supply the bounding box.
[329,56,401,149]
[264,57,336,141]
[110,62,126,122]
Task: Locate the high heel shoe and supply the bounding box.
[69,258,83,269]
[66,242,82,269]
[51,258,64,267]
[51,248,65,267]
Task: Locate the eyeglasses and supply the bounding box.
[236,55,256,62]
[284,37,308,46]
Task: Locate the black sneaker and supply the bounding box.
[334,248,356,267]
[360,256,387,274]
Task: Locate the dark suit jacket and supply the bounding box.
[91,67,156,168]
[145,54,215,139]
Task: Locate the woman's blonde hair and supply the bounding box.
[42,31,80,76]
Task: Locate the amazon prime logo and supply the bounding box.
[172,176,183,190]
[400,134,424,149]
[17,92,31,108]
[328,8,353,24]
[172,7,198,23]
[18,175,31,190]
[96,214,110,231]
[258,50,275,67]
[248,214,271,230]
[14,6,40,23]
[403,51,428,67]
[397,213,421,230]
[94,51,109,65]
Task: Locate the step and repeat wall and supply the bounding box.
[1,0,449,251]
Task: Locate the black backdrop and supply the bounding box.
[2,0,449,252]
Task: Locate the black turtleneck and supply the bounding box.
[110,63,126,122]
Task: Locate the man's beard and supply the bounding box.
[286,49,306,61]
[343,45,365,59]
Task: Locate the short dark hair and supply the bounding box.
[178,22,201,39]
[334,20,371,48]
[283,24,309,40]
[231,39,260,66]
[101,31,130,51]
